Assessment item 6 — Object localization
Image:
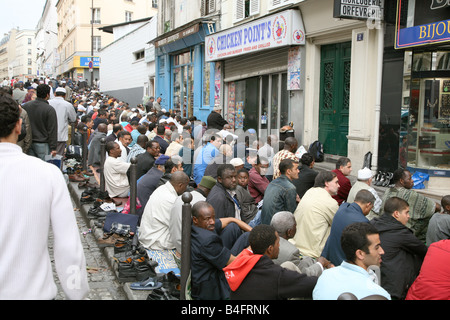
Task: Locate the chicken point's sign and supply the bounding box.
[205,10,305,62]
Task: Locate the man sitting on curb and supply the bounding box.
[223,224,318,300]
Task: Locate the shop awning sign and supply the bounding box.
[333,0,384,20]
[205,9,305,62]
[395,0,450,49]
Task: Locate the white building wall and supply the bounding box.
[99,18,157,106]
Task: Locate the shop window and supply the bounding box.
[402,51,450,171]
[172,50,194,117]
[226,72,289,136]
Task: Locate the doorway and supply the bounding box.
[319,42,351,156]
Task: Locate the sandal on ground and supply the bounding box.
[130,277,162,291]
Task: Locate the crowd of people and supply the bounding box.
[1,77,450,301]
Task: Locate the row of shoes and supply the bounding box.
[146,272,181,300]
[111,234,159,283]
[373,171,394,187]
[80,187,110,205]
[87,199,117,219]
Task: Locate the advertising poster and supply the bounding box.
[228,82,236,127]
[288,47,301,90]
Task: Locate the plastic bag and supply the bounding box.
[411,171,429,189]
[122,197,142,214]
[295,145,308,159]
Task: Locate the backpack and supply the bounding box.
[309,140,324,162]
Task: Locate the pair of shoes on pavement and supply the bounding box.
[97,232,127,248]
[116,254,158,283]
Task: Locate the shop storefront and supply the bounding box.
[154,21,216,122]
[395,0,450,179]
[205,9,306,139]
[59,55,100,84]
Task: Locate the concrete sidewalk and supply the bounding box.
[67,177,149,300]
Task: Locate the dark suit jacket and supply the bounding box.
[292,164,318,198]
[207,111,228,130]
[153,135,169,154]
[135,151,156,180]
[206,182,237,219]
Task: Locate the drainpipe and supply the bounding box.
[372,22,384,174]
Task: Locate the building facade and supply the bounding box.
[152,0,219,121]
[0,29,38,83]
[55,0,157,85]
[99,17,157,106]
[36,0,59,79]
[393,0,450,191]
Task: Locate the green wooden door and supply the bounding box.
[319,42,351,156]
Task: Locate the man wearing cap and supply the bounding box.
[347,167,383,220]
[207,105,228,131]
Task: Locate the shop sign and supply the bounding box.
[395,0,450,49]
[333,0,384,20]
[205,9,305,62]
[155,24,200,48]
[78,57,100,68]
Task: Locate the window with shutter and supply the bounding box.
[270,0,292,10]
[250,0,259,16]
[234,0,245,23]
[234,0,259,23]
[209,0,215,14]
[202,0,215,16]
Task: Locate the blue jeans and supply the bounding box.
[248,210,262,228]
[27,142,50,161]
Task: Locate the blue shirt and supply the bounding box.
[321,202,370,266]
[313,261,391,300]
[193,142,219,185]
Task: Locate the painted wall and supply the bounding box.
[99,18,157,107]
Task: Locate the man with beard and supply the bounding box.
[206,164,240,219]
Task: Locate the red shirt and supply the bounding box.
[406,239,450,300]
[248,167,270,204]
[331,169,351,205]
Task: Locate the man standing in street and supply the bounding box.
[0,92,89,299]
[153,96,162,113]
[145,96,154,113]
[207,105,228,130]
[87,123,108,169]
[22,83,58,160]
[49,87,77,156]
[12,82,26,105]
